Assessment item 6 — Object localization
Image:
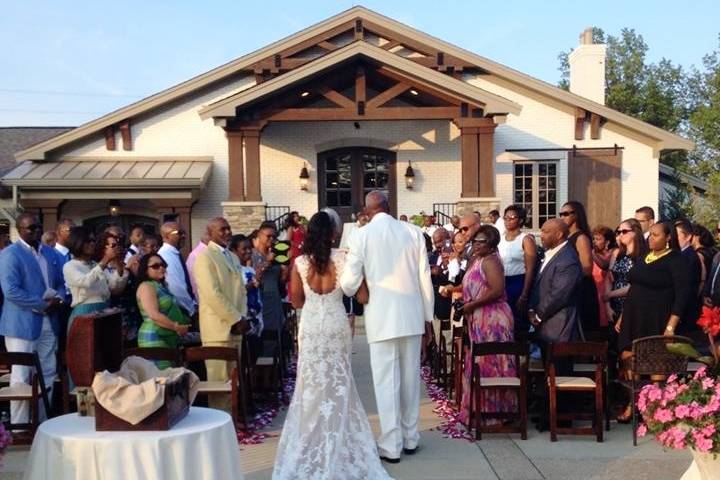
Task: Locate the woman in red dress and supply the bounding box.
[285,211,306,260]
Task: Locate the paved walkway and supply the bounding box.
[1,334,694,479]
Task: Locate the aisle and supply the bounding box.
[241,334,495,480]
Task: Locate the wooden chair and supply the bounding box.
[0,351,52,443]
[627,335,692,446]
[124,347,183,368]
[255,329,284,402]
[183,346,248,430]
[547,342,607,442]
[451,325,465,406]
[468,342,529,440]
[433,319,454,391]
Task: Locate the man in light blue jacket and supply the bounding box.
[0,213,66,424]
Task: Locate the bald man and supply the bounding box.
[158,221,197,318]
[528,218,583,347]
[341,190,434,462]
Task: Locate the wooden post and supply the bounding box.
[454,118,497,198]
[460,128,479,198]
[243,129,262,202]
[227,131,245,201]
[477,119,497,197]
[119,120,132,151]
[575,108,586,140]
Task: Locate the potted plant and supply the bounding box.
[636,305,720,479]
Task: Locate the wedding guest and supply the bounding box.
[251,222,287,332]
[458,212,482,260]
[124,224,146,263]
[615,221,690,420]
[53,218,75,348]
[590,226,616,328]
[399,214,408,222]
[230,234,264,364]
[448,231,469,285]
[186,233,209,298]
[459,224,516,424]
[675,219,702,332]
[158,222,197,320]
[429,228,452,351]
[421,214,438,237]
[0,213,65,424]
[284,211,306,259]
[604,219,646,321]
[497,205,537,336]
[193,217,248,409]
[444,215,460,233]
[53,219,75,264]
[704,249,720,307]
[559,201,599,334]
[528,219,583,348]
[142,234,161,255]
[693,223,717,284]
[136,253,190,369]
[634,206,655,240]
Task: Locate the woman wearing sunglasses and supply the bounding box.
[457,225,516,425]
[136,253,190,369]
[603,219,646,323]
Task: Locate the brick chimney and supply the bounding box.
[568,28,606,105]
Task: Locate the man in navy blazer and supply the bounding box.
[0,213,66,423]
[528,219,583,348]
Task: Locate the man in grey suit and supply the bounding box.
[528,218,583,346]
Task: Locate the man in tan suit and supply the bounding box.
[193,217,248,408]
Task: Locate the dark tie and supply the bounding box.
[179,253,196,301]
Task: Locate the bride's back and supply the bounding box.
[303,253,338,295]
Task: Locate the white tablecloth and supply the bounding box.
[23,407,243,480]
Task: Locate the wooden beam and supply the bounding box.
[381,40,401,51]
[318,87,355,108]
[243,129,262,202]
[590,113,601,139]
[376,67,467,106]
[366,82,410,108]
[104,126,116,151]
[356,66,366,115]
[575,107,586,140]
[266,106,459,121]
[354,19,364,41]
[118,120,132,151]
[226,130,245,201]
[317,41,337,51]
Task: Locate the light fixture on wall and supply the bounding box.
[404,161,415,190]
[109,200,120,216]
[299,163,310,191]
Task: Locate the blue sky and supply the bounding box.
[1,0,718,126]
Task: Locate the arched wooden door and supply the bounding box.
[317,147,397,222]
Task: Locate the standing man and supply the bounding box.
[635,206,656,240]
[528,219,583,348]
[53,218,75,353]
[193,217,248,409]
[341,191,434,463]
[186,233,209,298]
[158,222,197,320]
[458,212,482,260]
[0,213,65,423]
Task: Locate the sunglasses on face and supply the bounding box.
[558,211,575,217]
[472,238,489,245]
[148,263,166,270]
[459,226,471,233]
[615,228,632,236]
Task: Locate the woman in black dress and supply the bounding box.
[614,221,690,419]
[559,201,599,336]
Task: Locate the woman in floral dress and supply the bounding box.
[459,224,517,425]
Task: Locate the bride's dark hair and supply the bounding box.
[302,211,335,274]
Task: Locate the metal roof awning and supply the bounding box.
[1,157,213,190]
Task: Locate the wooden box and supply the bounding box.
[66,309,190,430]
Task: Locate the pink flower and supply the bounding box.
[664,426,687,449]
[653,408,674,423]
[674,404,690,419]
[701,377,715,390]
[701,424,716,437]
[664,386,678,402]
[692,431,713,453]
[647,386,663,401]
[667,374,678,384]
[693,366,707,380]
[703,395,720,414]
[637,424,648,437]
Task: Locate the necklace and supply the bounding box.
[645,248,672,264]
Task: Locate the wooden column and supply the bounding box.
[454,117,497,198]
[226,131,245,201]
[242,127,263,202]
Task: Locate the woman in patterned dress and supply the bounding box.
[136,253,190,369]
[459,224,516,425]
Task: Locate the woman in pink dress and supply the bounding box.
[459,224,517,425]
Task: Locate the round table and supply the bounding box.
[23,407,243,480]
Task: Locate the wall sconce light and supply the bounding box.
[109,200,120,216]
[404,161,415,189]
[299,163,310,191]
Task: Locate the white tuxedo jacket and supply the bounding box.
[341,212,434,343]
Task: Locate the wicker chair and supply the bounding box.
[628,335,692,446]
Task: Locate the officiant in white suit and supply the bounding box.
[341,190,434,463]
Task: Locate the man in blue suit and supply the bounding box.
[0,213,66,423]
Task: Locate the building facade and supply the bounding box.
[2,7,692,243]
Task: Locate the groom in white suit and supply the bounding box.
[341,190,434,463]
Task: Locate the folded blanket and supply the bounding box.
[91,356,199,425]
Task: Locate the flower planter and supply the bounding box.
[681,451,720,480]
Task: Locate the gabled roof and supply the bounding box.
[15,6,692,161]
[199,42,521,119]
[0,127,73,173]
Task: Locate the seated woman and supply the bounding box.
[136,253,190,369]
[458,225,516,425]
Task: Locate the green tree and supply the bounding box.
[687,35,720,176]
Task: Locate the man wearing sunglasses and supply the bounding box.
[0,213,66,424]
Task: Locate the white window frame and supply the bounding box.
[512,160,559,229]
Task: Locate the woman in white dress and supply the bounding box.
[272,210,392,480]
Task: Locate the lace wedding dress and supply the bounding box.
[272,250,392,480]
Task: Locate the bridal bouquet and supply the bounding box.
[636,366,720,454]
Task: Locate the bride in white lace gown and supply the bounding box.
[273,211,392,480]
